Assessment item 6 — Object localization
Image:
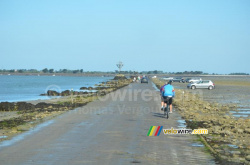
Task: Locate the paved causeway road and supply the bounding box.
[0,82,218,165]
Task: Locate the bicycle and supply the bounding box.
[163,97,171,119]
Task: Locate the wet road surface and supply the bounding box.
[0,82,218,165]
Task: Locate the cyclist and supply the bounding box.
[160,82,167,111]
[162,80,175,113]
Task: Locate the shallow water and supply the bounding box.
[191,143,204,147]
[173,77,250,119]
[177,119,187,128]
[0,75,111,102]
[151,81,160,91]
[0,120,54,148]
[227,144,238,149]
[0,136,8,139]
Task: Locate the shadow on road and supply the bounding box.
[152,112,166,119]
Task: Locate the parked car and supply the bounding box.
[184,78,192,83]
[172,77,184,83]
[162,77,174,80]
[187,77,202,83]
[141,77,149,83]
[187,80,215,90]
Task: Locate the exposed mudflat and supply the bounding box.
[173,76,250,118]
[154,76,250,164]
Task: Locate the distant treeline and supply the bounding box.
[229,73,249,75]
[128,70,204,75]
[0,69,248,75]
[175,71,203,74]
[0,69,202,75]
[0,69,115,74]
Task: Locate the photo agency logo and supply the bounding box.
[147,126,163,136]
[147,126,208,136]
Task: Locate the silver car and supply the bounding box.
[187,80,215,90]
[187,77,202,83]
[162,77,174,80]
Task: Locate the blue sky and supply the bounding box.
[0,0,249,74]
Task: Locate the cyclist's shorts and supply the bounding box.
[163,96,173,105]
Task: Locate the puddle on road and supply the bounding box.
[177,119,187,128]
[237,108,250,111]
[0,120,54,148]
[229,107,250,118]
[191,143,205,147]
[0,136,8,139]
[151,82,159,91]
[227,144,238,149]
[230,111,250,114]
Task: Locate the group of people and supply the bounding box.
[133,75,147,83]
[160,80,175,113]
[133,76,141,82]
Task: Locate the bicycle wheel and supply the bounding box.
[166,104,169,119]
[164,106,166,116]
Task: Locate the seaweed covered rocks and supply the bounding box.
[0,102,15,111]
[152,78,250,164]
[113,74,127,80]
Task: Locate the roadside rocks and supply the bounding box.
[42,89,90,96]
[0,102,15,111]
[16,102,35,111]
[113,74,127,80]
[246,155,250,161]
[47,90,60,96]
[0,102,35,112]
[0,117,26,129]
[95,86,109,90]
[152,78,250,165]
[0,101,79,112]
[35,102,53,109]
[244,128,250,134]
[87,87,94,90]
[44,85,110,97]
[79,87,94,90]
[80,86,109,90]
[61,90,71,96]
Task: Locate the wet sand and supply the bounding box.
[173,76,250,118]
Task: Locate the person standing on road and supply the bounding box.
[162,80,175,113]
[137,76,140,83]
[133,77,136,82]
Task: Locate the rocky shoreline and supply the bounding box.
[0,77,132,142]
[152,78,250,165]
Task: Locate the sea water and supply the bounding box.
[0,75,112,102]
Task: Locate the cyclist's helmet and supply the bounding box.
[168,80,173,85]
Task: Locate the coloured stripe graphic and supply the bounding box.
[147,126,163,136]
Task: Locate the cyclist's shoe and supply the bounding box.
[164,107,167,112]
[161,107,163,111]
[169,111,173,114]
